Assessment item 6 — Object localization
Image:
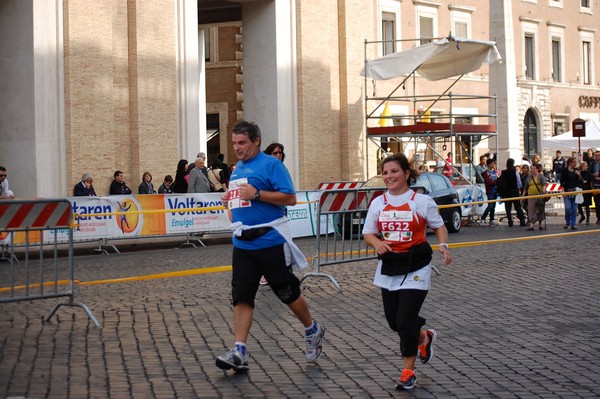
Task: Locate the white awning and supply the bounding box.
[541,120,600,151]
[360,37,502,81]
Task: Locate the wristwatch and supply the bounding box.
[254,190,260,201]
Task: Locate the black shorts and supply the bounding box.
[231,243,301,307]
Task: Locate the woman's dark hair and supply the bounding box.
[176,159,188,173]
[211,157,221,169]
[486,158,495,166]
[381,153,418,187]
[173,159,189,193]
[142,171,152,181]
[264,142,285,162]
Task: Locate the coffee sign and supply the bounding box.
[579,95,600,109]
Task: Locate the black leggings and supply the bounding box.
[381,288,428,357]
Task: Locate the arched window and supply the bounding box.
[524,109,538,157]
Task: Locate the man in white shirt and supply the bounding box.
[0,166,15,199]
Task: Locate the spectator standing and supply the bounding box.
[264,142,286,162]
[0,166,15,199]
[475,154,488,184]
[583,148,594,164]
[519,164,530,211]
[158,175,174,194]
[578,161,592,225]
[138,172,156,194]
[194,152,209,178]
[532,154,541,165]
[208,158,227,192]
[173,159,189,193]
[501,158,526,227]
[552,150,566,183]
[215,120,325,373]
[443,152,453,178]
[559,157,582,230]
[589,151,600,224]
[217,153,231,185]
[523,164,547,230]
[73,173,97,196]
[187,158,210,193]
[362,153,452,390]
[519,164,530,187]
[481,159,498,226]
[109,171,132,195]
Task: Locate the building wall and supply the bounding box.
[295,0,344,188]
[512,0,600,161]
[63,0,180,196]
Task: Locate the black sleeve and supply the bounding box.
[73,184,83,196]
[138,183,145,194]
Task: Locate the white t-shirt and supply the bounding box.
[363,189,444,291]
[0,179,13,197]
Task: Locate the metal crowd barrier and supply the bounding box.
[301,188,384,291]
[302,185,600,292]
[0,199,100,327]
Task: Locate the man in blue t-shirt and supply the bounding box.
[215,121,325,373]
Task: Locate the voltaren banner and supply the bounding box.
[1,192,331,246]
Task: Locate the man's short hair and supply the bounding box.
[114,170,123,179]
[164,175,173,182]
[82,173,93,181]
[232,120,262,144]
[0,166,6,172]
[196,152,206,160]
[217,153,224,161]
[479,155,487,162]
[556,150,561,154]
[486,158,495,166]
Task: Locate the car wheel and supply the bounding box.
[446,209,461,233]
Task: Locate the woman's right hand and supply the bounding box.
[374,240,392,255]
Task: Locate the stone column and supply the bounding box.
[241,0,299,184]
[489,0,521,164]
[177,0,202,159]
[0,0,65,197]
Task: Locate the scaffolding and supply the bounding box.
[363,36,500,182]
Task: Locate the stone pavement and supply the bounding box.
[1,216,600,398]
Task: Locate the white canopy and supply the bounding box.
[360,37,502,81]
[540,120,600,151]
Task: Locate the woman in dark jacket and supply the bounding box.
[560,157,582,230]
[481,158,498,226]
[138,171,156,194]
[578,161,592,225]
[501,158,526,227]
[173,159,189,193]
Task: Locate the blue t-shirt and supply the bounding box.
[229,152,295,249]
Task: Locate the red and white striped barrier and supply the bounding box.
[319,189,384,213]
[318,181,363,190]
[545,183,562,192]
[0,200,72,231]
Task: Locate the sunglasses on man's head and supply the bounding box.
[0,174,6,177]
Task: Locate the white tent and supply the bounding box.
[360,37,501,81]
[540,119,600,151]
